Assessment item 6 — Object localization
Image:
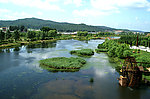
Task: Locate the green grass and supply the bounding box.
[95,49,108,53]
[70,49,94,56]
[39,57,86,72]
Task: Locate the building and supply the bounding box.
[0,27,9,32]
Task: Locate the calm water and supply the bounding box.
[0,39,150,99]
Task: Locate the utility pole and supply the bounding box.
[136,34,138,47]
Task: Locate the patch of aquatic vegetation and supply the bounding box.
[39,57,86,72]
[70,49,94,56]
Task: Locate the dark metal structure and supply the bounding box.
[119,57,150,87]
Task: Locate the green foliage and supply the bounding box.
[77,31,88,36]
[27,31,36,40]
[97,44,105,49]
[123,50,132,57]
[118,35,150,47]
[70,49,94,56]
[108,46,118,57]
[9,25,25,32]
[5,30,11,40]
[40,26,55,32]
[133,51,150,68]
[97,39,131,58]
[47,30,57,37]
[95,49,108,52]
[96,32,115,36]
[0,30,5,41]
[12,30,20,41]
[39,57,86,71]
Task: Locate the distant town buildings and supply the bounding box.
[0,27,9,32]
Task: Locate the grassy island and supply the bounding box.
[39,57,86,72]
[70,49,94,56]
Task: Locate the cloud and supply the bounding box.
[0,0,63,11]
[64,0,83,7]
[73,9,109,17]
[0,9,10,14]
[1,10,34,20]
[148,8,150,11]
[90,0,150,11]
[73,0,150,17]
[37,11,43,16]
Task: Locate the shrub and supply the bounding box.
[70,49,94,56]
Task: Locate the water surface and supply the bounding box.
[0,39,150,99]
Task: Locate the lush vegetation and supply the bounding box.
[97,39,150,68]
[0,28,59,44]
[70,49,94,56]
[117,35,150,47]
[97,39,131,58]
[95,49,108,53]
[39,57,86,71]
[0,18,116,32]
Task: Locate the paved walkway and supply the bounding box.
[130,46,150,52]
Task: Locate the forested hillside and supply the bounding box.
[0,18,116,32]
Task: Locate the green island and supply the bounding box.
[70,49,94,56]
[39,57,86,72]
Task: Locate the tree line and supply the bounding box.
[117,35,150,47]
[0,27,59,44]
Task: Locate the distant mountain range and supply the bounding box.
[0,18,117,32]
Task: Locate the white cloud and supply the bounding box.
[90,0,150,10]
[64,0,72,5]
[0,9,10,14]
[0,0,63,11]
[64,0,83,7]
[73,9,109,17]
[148,8,150,11]
[73,0,150,17]
[73,0,82,7]
[3,12,34,20]
[37,11,43,16]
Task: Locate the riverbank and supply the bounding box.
[0,35,119,49]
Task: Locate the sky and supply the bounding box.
[0,0,150,32]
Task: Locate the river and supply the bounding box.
[0,39,149,99]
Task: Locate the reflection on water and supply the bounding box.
[0,39,150,99]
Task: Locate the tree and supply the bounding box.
[48,30,57,37]
[123,50,132,57]
[5,30,11,40]
[41,32,46,40]
[20,25,25,32]
[27,31,36,40]
[9,26,19,31]
[40,27,54,32]
[108,46,117,57]
[77,31,88,36]
[0,30,5,42]
[12,30,20,41]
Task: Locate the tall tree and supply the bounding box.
[40,27,53,32]
[20,25,25,32]
[27,31,36,40]
[12,30,20,41]
[0,30,5,42]
[5,30,11,40]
